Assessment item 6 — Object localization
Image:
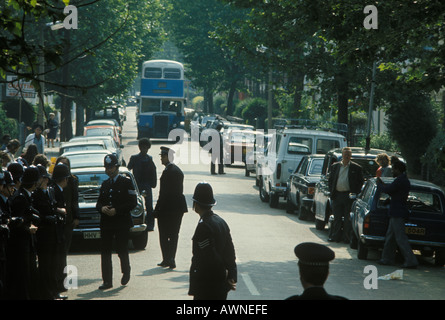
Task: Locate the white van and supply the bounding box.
[258,128,347,208]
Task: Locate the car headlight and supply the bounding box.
[131,200,144,218]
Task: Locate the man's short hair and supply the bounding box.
[138,138,151,149]
[298,263,329,286]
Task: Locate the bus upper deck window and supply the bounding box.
[145,67,162,79]
[164,68,181,79]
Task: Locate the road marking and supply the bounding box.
[241,272,260,296]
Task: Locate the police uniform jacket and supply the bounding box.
[9,187,36,252]
[155,163,187,216]
[189,210,237,296]
[328,161,364,198]
[96,174,137,230]
[32,188,57,244]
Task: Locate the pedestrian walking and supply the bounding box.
[328,147,364,243]
[375,153,392,177]
[127,138,157,231]
[96,154,137,290]
[154,147,187,269]
[25,124,45,155]
[47,113,59,148]
[377,160,418,269]
[188,182,237,300]
[210,122,225,175]
[5,139,20,163]
[286,242,347,300]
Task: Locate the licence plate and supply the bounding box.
[83,231,101,239]
[405,227,425,236]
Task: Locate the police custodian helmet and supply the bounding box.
[192,182,217,207]
[22,166,40,184]
[104,154,119,168]
[52,163,70,181]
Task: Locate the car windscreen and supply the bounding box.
[85,128,114,137]
[66,154,109,168]
[351,158,379,178]
[308,158,324,175]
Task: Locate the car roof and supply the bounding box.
[85,125,116,129]
[328,147,404,161]
[69,135,114,142]
[60,141,106,147]
[280,128,346,138]
[61,150,112,156]
[370,177,443,191]
[87,119,120,126]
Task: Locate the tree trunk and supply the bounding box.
[226,80,237,116]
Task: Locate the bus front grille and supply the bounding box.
[154,114,169,137]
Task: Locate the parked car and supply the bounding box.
[246,132,272,179]
[313,147,403,231]
[350,177,445,266]
[223,129,255,166]
[286,154,324,220]
[90,106,123,126]
[72,166,148,250]
[84,125,122,147]
[61,150,114,169]
[86,119,122,133]
[259,128,346,208]
[59,141,107,155]
[68,135,125,166]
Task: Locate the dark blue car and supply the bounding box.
[350,177,445,266]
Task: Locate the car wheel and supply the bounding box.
[434,248,445,267]
[259,179,269,202]
[350,232,358,249]
[132,231,148,250]
[357,240,368,260]
[269,190,279,208]
[286,195,296,214]
[315,218,325,230]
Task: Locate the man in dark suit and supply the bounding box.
[328,147,364,243]
[286,242,347,300]
[96,154,137,290]
[188,182,237,300]
[154,147,187,269]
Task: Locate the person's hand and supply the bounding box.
[102,206,116,216]
[29,224,38,234]
[227,279,237,291]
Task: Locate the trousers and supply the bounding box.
[381,217,418,266]
[100,227,131,284]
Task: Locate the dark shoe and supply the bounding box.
[121,272,130,285]
[98,283,113,290]
[211,172,217,175]
[54,293,68,300]
[157,261,168,267]
[218,172,226,175]
[169,262,176,269]
[378,259,393,266]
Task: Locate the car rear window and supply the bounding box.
[316,139,340,154]
[378,190,443,214]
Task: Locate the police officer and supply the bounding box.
[51,163,71,298]
[33,165,58,299]
[154,147,187,269]
[188,182,237,300]
[0,171,9,299]
[6,166,40,300]
[210,122,225,175]
[96,154,137,290]
[286,242,347,300]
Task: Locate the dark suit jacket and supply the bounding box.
[328,161,364,198]
[286,287,348,300]
[155,162,188,216]
[96,174,137,230]
[189,211,237,296]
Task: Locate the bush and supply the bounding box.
[421,131,445,186]
[0,105,18,139]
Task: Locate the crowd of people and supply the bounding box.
[0,126,78,300]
